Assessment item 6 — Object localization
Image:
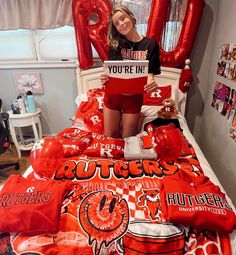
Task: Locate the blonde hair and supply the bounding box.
[108,5,136,50]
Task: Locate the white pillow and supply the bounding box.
[141,105,161,118]
[75,93,88,106]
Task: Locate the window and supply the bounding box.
[34,26,77,61]
[0,30,36,61]
[0,26,79,63]
[161,21,182,52]
[0,25,101,64]
[0,0,186,64]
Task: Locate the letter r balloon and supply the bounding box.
[72,0,205,69]
[72,0,112,69]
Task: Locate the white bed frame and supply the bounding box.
[75,65,187,114]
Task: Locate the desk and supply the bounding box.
[8,109,42,158]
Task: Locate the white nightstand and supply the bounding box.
[8,109,42,158]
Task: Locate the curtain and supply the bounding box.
[0,0,73,30]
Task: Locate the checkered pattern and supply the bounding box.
[107,183,150,221]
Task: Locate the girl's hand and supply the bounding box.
[100,73,109,87]
[144,80,158,93]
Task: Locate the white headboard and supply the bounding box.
[75,65,187,114]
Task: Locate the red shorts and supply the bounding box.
[104,93,143,114]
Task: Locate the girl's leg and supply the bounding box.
[137,112,144,133]
[121,112,141,138]
[103,105,122,138]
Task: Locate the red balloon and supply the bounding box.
[72,0,205,69]
[147,0,170,44]
[147,0,205,67]
[153,125,182,161]
[72,0,112,69]
[30,137,64,178]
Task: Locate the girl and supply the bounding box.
[101,5,161,138]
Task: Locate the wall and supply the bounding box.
[0,67,78,135]
[185,0,218,141]
[198,0,236,206]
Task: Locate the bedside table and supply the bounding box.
[7,109,42,158]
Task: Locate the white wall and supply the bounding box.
[0,67,78,135]
[198,0,236,206]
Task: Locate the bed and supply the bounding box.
[1,65,236,255]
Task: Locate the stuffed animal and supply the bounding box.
[157,98,178,119]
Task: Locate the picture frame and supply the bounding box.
[219,43,230,60]
[229,44,236,62]
[14,72,43,94]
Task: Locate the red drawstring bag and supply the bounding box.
[75,101,99,119]
[83,110,104,134]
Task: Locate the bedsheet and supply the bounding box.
[1,114,236,255]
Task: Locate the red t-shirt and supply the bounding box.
[160,170,236,233]
[0,175,72,234]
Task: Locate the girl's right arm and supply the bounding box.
[100,73,109,87]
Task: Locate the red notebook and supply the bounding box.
[104,60,148,94]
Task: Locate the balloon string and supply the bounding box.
[40,110,56,137]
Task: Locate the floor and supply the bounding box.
[0,145,30,186]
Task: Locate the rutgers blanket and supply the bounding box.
[0,144,235,255]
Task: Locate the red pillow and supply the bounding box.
[56,128,93,157]
[75,101,99,119]
[143,85,172,105]
[87,88,105,110]
[83,110,104,134]
[83,134,125,159]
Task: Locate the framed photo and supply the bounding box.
[223,62,230,78]
[15,72,43,94]
[216,61,226,76]
[219,43,230,60]
[229,112,236,142]
[233,64,236,81]
[229,44,236,62]
[226,63,235,80]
